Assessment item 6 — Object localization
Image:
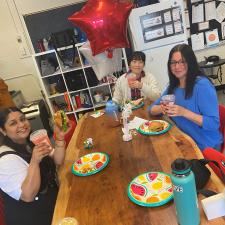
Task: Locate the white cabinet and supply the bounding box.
[32,43,128,122]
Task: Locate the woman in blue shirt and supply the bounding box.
[149,44,223,151]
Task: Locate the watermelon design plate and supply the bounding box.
[71,152,109,176]
[137,120,171,135]
[127,172,173,207]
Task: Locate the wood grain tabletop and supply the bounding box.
[52,104,225,225]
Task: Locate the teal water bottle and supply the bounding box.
[105,100,120,127]
[171,158,200,225]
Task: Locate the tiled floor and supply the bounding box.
[217,90,225,106]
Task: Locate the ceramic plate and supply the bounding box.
[127,172,173,207]
[137,120,171,135]
[71,152,109,176]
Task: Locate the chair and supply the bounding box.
[218,104,225,153]
[0,196,6,225]
[203,148,225,184]
[64,120,76,148]
[202,104,225,182]
[53,119,76,148]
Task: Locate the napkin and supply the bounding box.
[128,116,148,130]
[90,110,104,118]
[201,189,225,220]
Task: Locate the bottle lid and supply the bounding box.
[171,158,191,175]
[105,100,118,113]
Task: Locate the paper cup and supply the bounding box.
[58,217,79,225]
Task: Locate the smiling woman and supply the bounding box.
[112,51,161,105]
[149,44,223,151]
[0,107,67,225]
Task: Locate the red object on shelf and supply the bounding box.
[64,92,72,111]
[75,95,82,108]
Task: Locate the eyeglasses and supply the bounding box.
[170,60,186,67]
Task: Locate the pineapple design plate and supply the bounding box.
[127,172,173,207]
[71,152,109,176]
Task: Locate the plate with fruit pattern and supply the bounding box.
[71,152,109,176]
[127,172,173,207]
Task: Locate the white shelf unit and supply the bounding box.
[32,43,128,122]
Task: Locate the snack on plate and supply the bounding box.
[54,110,69,132]
[141,121,165,133]
[130,98,143,106]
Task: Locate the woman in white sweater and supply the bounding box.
[112,51,160,105]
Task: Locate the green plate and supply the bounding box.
[132,101,144,110]
[127,172,173,207]
[71,152,109,176]
[137,120,171,135]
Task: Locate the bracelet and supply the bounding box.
[55,140,66,148]
[55,138,64,142]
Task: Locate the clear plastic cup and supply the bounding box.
[127,73,137,86]
[161,94,175,106]
[58,217,79,225]
[30,129,52,148]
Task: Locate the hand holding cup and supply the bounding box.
[30,129,54,158]
[160,94,175,114]
[127,73,137,88]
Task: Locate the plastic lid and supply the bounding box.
[171,158,191,175]
[105,100,118,113]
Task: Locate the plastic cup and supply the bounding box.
[58,217,79,225]
[161,94,175,106]
[30,129,52,148]
[127,73,137,86]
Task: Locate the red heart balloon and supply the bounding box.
[68,0,133,55]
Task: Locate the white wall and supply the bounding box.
[0,0,42,102]
[0,0,86,103]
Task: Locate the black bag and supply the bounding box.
[50,29,77,67]
[189,158,225,196]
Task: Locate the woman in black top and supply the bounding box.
[0,107,67,225]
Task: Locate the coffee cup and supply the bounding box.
[58,217,79,225]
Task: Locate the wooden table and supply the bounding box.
[52,105,225,225]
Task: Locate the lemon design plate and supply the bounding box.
[71,152,109,176]
[137,120,171,135]
[127,172,173,207]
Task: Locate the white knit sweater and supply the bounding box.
[112,72,161,105]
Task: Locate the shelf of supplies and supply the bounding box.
[74,107,93,113]
[48,92,65,99]
[62,65,83,73]
[41,71,62,78]
[69,88,89,94]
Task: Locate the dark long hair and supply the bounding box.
[167,44,208,99]
[0,107,24,130]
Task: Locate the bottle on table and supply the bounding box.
[171,158,200,225]
[105,100,120,127]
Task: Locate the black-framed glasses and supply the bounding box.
[170,60,186,67]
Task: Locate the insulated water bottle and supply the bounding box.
[105,100,120,127]
[171,158,200,225]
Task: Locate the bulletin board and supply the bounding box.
[186,0,225,50]
[140,6,184,43]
